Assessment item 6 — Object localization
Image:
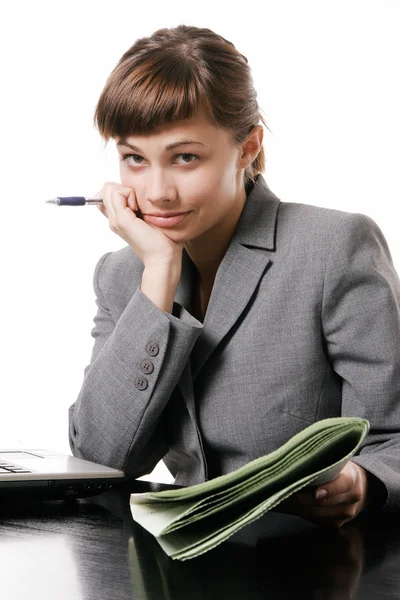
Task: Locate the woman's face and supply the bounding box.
[116,109,248,245]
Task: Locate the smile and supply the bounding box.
[143,212,190,228]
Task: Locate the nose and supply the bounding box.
[146,168,176,204]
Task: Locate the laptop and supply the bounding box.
[0,448,125,500]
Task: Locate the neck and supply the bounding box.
[184,184,247,286]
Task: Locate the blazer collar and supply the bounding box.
[176,174,282,381]
[228,173,280,250]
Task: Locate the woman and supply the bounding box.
[69,25,400,526]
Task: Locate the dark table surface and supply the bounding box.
[1,480,400,600]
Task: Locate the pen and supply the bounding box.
[46,196,103,206]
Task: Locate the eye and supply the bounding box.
[176,153,198,164]
[119,154,144,165]
[119,153,199,166]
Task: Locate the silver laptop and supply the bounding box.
[0,448,125,500]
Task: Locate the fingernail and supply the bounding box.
[316,489,328,500]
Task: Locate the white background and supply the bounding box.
[0,1,399,482]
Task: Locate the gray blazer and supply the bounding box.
[69,174,400,509]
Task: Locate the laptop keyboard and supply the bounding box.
[0,461,32,474]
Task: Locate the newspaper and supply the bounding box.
[130,417,369,560]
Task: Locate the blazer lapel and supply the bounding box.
[174,248,200,430]
[174,247,197,312]
[190,175,281,380]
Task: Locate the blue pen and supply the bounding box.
[46,196,104,206]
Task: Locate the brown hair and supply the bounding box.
[94,25,268,187]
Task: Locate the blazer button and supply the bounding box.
[134,377,148,391]
[141,359,154,374]
[146,342,159,357]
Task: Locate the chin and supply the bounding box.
[159,229,190,243]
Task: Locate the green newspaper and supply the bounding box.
[130,417,369,560]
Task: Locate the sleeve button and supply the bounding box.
[140,359,154,374]
[134,377,148,391]
[146,342,159,357]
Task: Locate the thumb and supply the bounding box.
[127,189,137,211]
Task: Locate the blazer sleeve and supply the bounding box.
[68,251,203,477]
[321,212,400,510]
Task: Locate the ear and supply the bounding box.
[237,125,264,169]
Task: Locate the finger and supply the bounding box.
[301,498,362,522]
[314,467,357,501]
[282,488,359,511]
[93,183,117,222]
[127,188,138,212]
[288,489,316,506]
[97,204,108,218]
[107,186,139,236]
[316,486,363,507]
[92,189,108,218]
[106,186,159,250]
[281,486,361,514]
[109,185,137,216]
[277,489,316,513]
[102,182,118,222]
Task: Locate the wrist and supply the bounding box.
[142,263,181,287]
[141,265,180,314]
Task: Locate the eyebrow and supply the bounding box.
[116,139,206,152]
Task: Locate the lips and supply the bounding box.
[146,212,187,217]
[143,211,190,228]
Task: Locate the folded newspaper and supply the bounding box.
[130,417,369,560]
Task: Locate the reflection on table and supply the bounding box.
[0,480,399,600]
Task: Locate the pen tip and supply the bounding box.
[46,198,58,204]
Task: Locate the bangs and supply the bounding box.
[93,24,266,183]
[94,55,216,141]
